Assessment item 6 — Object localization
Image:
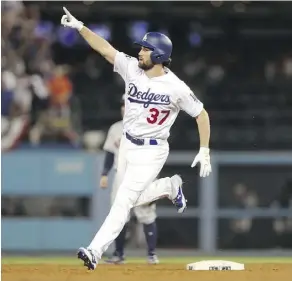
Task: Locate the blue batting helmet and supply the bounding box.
[134,32,172,64]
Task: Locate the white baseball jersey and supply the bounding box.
[114,51,204,140]
[103,120,123,170]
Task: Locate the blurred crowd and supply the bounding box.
[1,195,89,217]
[1,2,82,152]
[218,179,292,249]
[1,2,292,152]
[2,2,292,151]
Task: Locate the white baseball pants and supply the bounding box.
[111,170,157,225]
[88,135,176,259]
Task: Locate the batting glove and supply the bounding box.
[191,147,212,177]
[61,7,84,31]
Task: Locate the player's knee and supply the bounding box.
[113,188,138,209]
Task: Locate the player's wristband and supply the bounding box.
[101,151,114,176]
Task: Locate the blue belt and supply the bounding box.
[125,132,158,146]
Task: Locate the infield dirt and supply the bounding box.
[2,263,291,281]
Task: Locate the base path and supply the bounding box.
[2,264,291,281]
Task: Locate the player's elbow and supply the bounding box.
[195,108,210,128]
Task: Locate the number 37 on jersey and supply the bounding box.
[146,108,170,125]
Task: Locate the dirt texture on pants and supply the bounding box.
[2,264,291,281]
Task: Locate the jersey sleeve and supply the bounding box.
[177,84,204,117]
[103,125,116,153]
[113,51,138,81]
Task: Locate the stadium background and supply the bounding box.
[2,0,292,261]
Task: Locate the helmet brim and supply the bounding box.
[134,40,155,51]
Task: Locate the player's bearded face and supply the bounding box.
[138,48,155,70]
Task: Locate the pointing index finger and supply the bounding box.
[63,7,71,19]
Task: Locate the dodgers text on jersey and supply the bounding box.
[127,83,171,108]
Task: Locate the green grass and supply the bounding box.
[2,256,292,265]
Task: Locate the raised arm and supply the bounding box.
[61,7,117,64]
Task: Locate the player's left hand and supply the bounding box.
[100,175,108,189]
[191,147,212,177]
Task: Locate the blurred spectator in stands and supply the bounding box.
[183,54,206,78]
[2,70,20,140]
[1,2,51,151]
[271,179,292,248]
[1,67,29,151]
[228,183,259,248]
[282,54,292,78]
[29,65,82,146]
[264,61,276,82]
[1,66,49,151]
[1,1,24,39]
[231,183,259,209]
[274,179,292,208]
[1,197,27,217]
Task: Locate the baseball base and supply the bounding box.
[186,260,245,271]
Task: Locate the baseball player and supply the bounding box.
[61,7,212,270]
[101,95,159,264]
